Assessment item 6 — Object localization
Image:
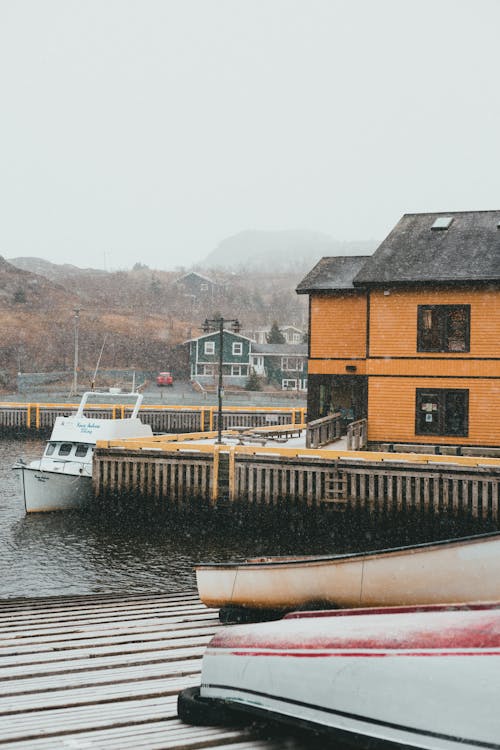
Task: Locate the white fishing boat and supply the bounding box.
[196,532,500,615]
[15,390,153,513]
[178,601,500,749]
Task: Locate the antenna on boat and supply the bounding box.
[91,335,107,391]
[68,308,80,398]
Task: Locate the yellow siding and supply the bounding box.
[310,293,367,359]
[308,359,367,375]
[368,377,500,446]
[367,359,500,378]
[369,287,500,358]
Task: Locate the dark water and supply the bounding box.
[0,436,338,598]
[1,437,493,599]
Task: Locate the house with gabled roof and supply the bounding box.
[186,330,254,387]
[186,332,307,390]
[250,343,308,391]
[297,210,500,450]
[174,272,222,299]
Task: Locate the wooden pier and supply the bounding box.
[0,592,307,749]
[94,438,500,521]
[0,402,306,435]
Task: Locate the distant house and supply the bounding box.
[297,210,500,449]
[250,343,308,391]
[186,333,307,391]
[242,325,305,345]
[174,272,221,299]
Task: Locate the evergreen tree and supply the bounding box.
[266,321,285,344]
[245,367,262,391]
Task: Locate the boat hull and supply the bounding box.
[196,533,500,610]
[17,466,94,512]
[198,604,500,749]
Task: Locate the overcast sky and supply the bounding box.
[1,0,499,270]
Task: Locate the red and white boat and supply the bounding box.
[178,602,500,749]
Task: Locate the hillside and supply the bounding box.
[8,257,107,283]
[0,256,73,309]
[0,247,338,389]
[202,229,377,271]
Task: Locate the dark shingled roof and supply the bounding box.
[296,256,371,294]
[354,211,500,285]
[251,343,307,355]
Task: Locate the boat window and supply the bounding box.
[75,445,88,457]
[58,443,73,456]
[45,443,56,456]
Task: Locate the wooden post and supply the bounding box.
[212,446,219,505]
[228,447,236,502]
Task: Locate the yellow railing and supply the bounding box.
[0,402,306,432]
[96,436,500,469]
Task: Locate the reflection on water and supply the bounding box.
[0,436,494,598]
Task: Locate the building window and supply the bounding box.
[232,342,243,356]
[281,357,303,371]
[282,378,298,390]
[417,305,470,352]
[230,364,248,376]
[197,364,215,376]
[204,341,215,355]
[415,389,468,437]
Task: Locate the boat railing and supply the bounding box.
[346,418,368,450]
[75,392,143,419]
[306,412,343,449]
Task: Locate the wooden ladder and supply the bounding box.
[323,467,349,507]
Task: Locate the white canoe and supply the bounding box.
[196,532,500,611]
[179,602,500,749]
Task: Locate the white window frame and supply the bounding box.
[232,342,243,356]
[204,341,215,355]
[282,378,298,390]
[281,357,303,372]
[231,364,248,376]
[198,363,215,376]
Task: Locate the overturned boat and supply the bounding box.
[196,532,500,614]
[178,601,500,749]
[15,390,153,512]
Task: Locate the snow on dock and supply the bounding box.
[0,591,303,749]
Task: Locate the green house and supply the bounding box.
[186,331,253,386]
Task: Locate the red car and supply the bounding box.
[156,371,173,387]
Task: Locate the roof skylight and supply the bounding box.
[431,216,454,230]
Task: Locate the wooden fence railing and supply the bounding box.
[347,418,368,450]
[93,442,500,521]
[306,412,342,448]
[0,402,306,434]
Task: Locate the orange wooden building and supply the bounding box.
[297,211,500,450]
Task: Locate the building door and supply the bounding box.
[307,375,367,423]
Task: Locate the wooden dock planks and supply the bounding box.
[0,592,309,749]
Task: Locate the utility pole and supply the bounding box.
[202,317,241,444]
